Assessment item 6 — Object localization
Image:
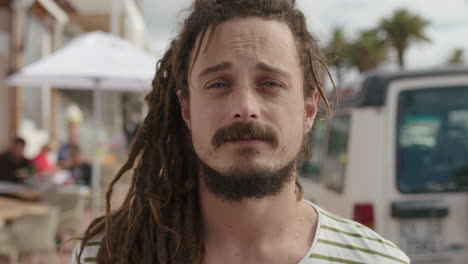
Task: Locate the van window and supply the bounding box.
[300,119,327,181]
[324,115,351,193]
[397,86,468,193]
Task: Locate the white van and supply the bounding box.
[300,67,468,264]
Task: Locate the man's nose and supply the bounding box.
[230,87,260,121]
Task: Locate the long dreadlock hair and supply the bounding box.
[77,0,335,263]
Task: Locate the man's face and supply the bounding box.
[179,17,318,199]
[11,143,25,160]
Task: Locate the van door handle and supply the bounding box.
[391,201,449,219]
[447,243,465,252]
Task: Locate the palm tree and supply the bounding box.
[447,48,465,65]
[380,8,430,69]
[324,27,349,87]
[345,29,388,73]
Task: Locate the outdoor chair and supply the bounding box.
[9,207,59,264]
[44,188,89,236]
[0,222,19,264]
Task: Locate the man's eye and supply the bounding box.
[208,82,227,89]
[262,81,281,87]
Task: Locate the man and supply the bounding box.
[68,145,91,186]
[74,0,410,263]
[32,144,56,175]
[123,113,142,149]
[0,137,31,184]
[57,122,80,169]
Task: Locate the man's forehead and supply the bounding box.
[190,17,299,74]
[197,17,294,50]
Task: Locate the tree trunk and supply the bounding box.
[397,46,405,69]
[335,65,343,89]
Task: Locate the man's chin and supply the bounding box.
[199,158,296,201]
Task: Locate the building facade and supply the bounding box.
[0,0,153,157]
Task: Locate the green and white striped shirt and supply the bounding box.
[300,202,409,264]
[72,202,410,264]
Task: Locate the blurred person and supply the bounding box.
[58,122,80,169]
[123,113,142,149]
[73,0,410,263]
[0,137,32,184]
[32,143,56,176]
[68,145,91,186]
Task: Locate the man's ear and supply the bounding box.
[304,90,319,134]
[177,90,191,130]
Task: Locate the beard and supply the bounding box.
[199,157,296,201]
[195,121,302,201]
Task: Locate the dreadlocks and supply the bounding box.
[77,0,334,263]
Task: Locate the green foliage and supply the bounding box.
[323,8,433,78]
[447,48,465,65]
[379,8,431,68]
[324,27,349,86]
[325,28,348,67]
[345,29,388,73]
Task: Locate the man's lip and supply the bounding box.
[226,139,264,144]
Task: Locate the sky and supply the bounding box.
[142,0,468,72]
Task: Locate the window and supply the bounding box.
[324,115,351,192]
[397,86,468,193]
[300,119,327,181]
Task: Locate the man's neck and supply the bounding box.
[199,177,318,264]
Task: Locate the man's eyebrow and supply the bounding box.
[255,62,290,78]
[199,61,232,77]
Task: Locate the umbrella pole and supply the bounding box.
[92,79,103,217]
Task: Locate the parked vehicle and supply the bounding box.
[300,67,468,264]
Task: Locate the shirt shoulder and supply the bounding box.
[0,152,10,163]
[71,236,103,264]
[301,203,410,264]
[57,144,70,160]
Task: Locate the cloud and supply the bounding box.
[407,24,468,68]
[142,0,192,36]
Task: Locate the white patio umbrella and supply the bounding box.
[7,31,156,215]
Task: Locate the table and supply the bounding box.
[0,197,50,222]
[0,181,46,201]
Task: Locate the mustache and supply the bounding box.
[212,122,279,149]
